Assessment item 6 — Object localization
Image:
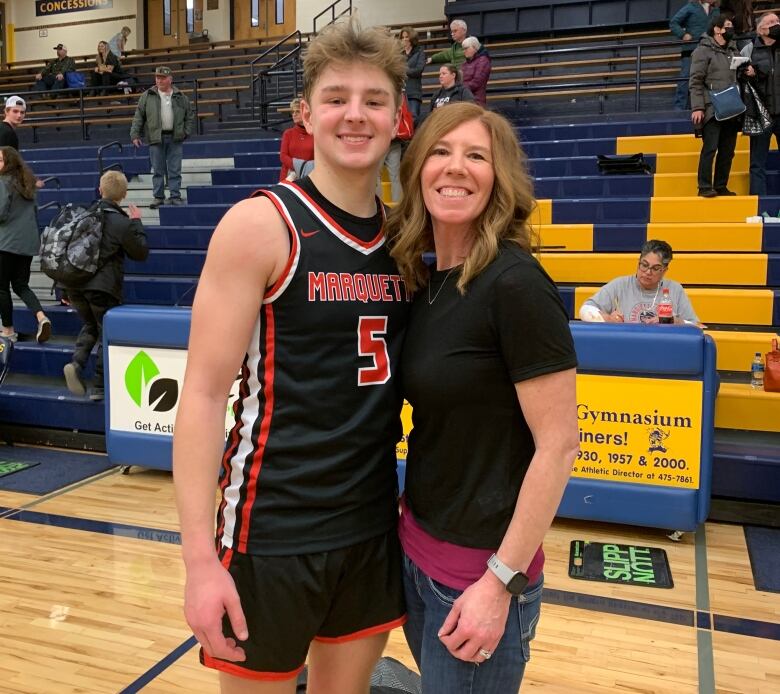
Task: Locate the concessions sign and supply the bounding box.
[36,0,113,17]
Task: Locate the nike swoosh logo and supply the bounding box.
[300,229,320,237]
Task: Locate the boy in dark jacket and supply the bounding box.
[63,170,149,401]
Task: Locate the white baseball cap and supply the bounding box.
[4,96,26,110]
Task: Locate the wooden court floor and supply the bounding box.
[1,460,778,693]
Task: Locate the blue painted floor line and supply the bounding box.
[118,636,198,694]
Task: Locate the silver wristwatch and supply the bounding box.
[487,553,529,596]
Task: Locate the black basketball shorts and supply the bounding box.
[200,529,406,680]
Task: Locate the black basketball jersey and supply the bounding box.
[215,181,411,556]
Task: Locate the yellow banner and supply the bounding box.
[574,374,702,489]
[397,374,703,490]
[396,401,412,460]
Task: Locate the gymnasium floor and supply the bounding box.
[1,461,778,693]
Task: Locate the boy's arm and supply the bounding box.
[174,196,290,662]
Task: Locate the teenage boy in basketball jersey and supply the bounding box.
[173,21,409,694]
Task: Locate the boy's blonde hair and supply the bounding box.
[100,170,128,202]
[303,18,407,107]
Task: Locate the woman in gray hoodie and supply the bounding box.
[0,147,50,342]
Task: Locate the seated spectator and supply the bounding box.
[0,96,26,150]
[108,25,132,58]
[430,64,475,112]
[63,170,148,401]
[400,26,425,122]
[278,98,314,181]
[461,36,491,107]
[91,41,127,96]
[579,240,702,325]
[427,19,468,68]
[34,44,76,93]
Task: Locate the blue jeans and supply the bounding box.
[749,121,780,195]
[402,554,543,693]
[149,134,182,200]
[675,53,692,110]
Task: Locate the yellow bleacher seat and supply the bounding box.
[653,172,750,197]
[616,133,750,155]
[543,252,768,286]
[532,224,594,251]
[645,222,763,252]
[574,286,775,325]
[650,196,758,223]
[705,330,780,372]
[715,382,780,432]
[654,150,750,174]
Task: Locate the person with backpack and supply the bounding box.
[62,170,148,401]
[0,147,51,344]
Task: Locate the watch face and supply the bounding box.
[507,572,529,596]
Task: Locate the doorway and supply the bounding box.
[147,0,204,49]
[233,0,296,41]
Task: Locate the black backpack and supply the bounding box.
[39,203,117,286]
[597,153,652,175]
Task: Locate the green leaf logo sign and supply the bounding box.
[124,351,179,412]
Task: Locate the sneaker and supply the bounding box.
[698,188,717,198]
[168,197,185,206]
[89,386,105,402]
[36,317,51,343]
[1,332,17,343]
[63,362,87,396]
[716,188,737,196]
[149,198,165,209]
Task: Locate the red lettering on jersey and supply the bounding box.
[326,273,343,301]
[308,272,410,303]
[354,274,369,303]
[309,272,326,301]
[379,274,393,302]
[340,273,357,301]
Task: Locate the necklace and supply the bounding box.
[428,268,455,305]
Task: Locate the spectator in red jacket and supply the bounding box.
[461,36,492,107]
[279,98,314,181]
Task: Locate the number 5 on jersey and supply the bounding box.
[358,316,390,386]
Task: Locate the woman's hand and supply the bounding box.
[745,65,756,78]
[438,572,511,663]
[691,110,704,125]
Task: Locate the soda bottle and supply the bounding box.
[751,352,764,389]
[657,288,674,324]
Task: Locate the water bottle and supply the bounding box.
[751,352,764,389]
[657,288,674,324]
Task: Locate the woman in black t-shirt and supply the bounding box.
[386,102,578,693]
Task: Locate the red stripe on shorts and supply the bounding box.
[313,614,407,644]
[201,650,304,681]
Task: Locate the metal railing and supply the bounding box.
[14,79,205,142]
[313,0,352,35]
[472,35,755,113]
[97,141,123,175]
[250,31,303,126]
